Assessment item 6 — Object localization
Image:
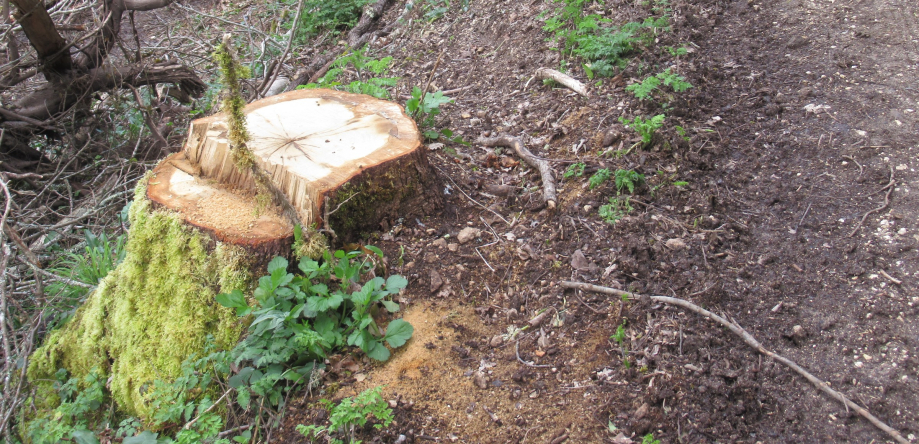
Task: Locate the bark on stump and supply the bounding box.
[147,88,439,247]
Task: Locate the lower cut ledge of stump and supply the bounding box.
[147,152,295,257]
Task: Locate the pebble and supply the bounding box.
[474,371,488,389]
[432,238,447,248]
[447,243,459,252]
[457,227,481,244]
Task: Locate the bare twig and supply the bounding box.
[560,280,910,444]
[259,0,305,98]
[535,67,588,97]
[848,164,895,237]
[515,340,552,368]
[477,135,557,210]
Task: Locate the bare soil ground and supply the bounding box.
[161,0,919,441]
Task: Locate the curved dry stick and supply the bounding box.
[476,135,557,210]
[848,164,895,238]
[559,280,910,444]
[535,67,588,97]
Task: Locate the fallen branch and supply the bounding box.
[476,135,557,210]
[559,280,910,444]
[535,67,588,97]
[848,164,895,238]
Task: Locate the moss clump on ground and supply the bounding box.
[27,174,251,419]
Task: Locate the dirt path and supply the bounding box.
[261,0,919,442]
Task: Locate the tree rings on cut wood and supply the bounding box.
[149,88,439,246]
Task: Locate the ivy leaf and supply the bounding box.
[384,319,414,348]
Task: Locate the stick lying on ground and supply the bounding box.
[477,135,557,210]
[535,67,589,97]
[559,280,910,444]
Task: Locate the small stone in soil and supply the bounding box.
[457,227,481,244]
[474,371,488,389]
[430,270,444,293]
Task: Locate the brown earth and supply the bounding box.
[149,0,919,442]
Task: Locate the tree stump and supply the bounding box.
[26,89,438,424]
[148,88,440,245]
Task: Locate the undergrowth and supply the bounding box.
[299,47,399,99]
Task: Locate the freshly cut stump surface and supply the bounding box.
[147,88,438,244]
[147,153,295,256]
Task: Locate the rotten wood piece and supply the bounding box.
[477,135,557,210]
[535,68,589,97]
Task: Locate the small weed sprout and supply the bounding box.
[599,196,634,224]
[297,386,394,444]
[642,433,662,444]
[588,168,611,189]
[614,169,645,194]
[619,114,665,146]
[626,68,692,101]
[405,87,466,143]
[563,162,586,179]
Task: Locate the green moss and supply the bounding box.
[27,174,251,420]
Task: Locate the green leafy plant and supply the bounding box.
[588,168,611,189]
[625,68,692,101]
[216,250,413,409]
[599,196,634,224]
[296,386,394,444]
[642,433,662,444]
[405,87,466,143]
[542,0,671,77]
[47,229,127,308]
[563,162,586,179]
[299,47,399,99]
[614,169,645,194]
[292,0,375,43]
[27,369,108,444]
[619,114,665,146]
[674,125,690,141]
[610,321,627,347]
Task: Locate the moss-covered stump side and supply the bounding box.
[27,175,253,419]
[326,146,442,241]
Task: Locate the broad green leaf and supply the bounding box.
[228,367,254,388]
[267,256,288,274]
[216,289,247,309]
[381,300,400,313]
[364,245,384,258]
[71,430,100,444]
[237,388,251,409]
[384,319,414,348]
[366,340,391,362]
[123,431,159,444]
[385,275,408,292]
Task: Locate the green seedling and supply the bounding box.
[563,162,586,179]
[599,196,634,224]
[619,114,665,146]
[626,68,692,101]
[297,386,394,444]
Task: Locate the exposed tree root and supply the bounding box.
[559,280,910,444]
[476,135,557,210]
